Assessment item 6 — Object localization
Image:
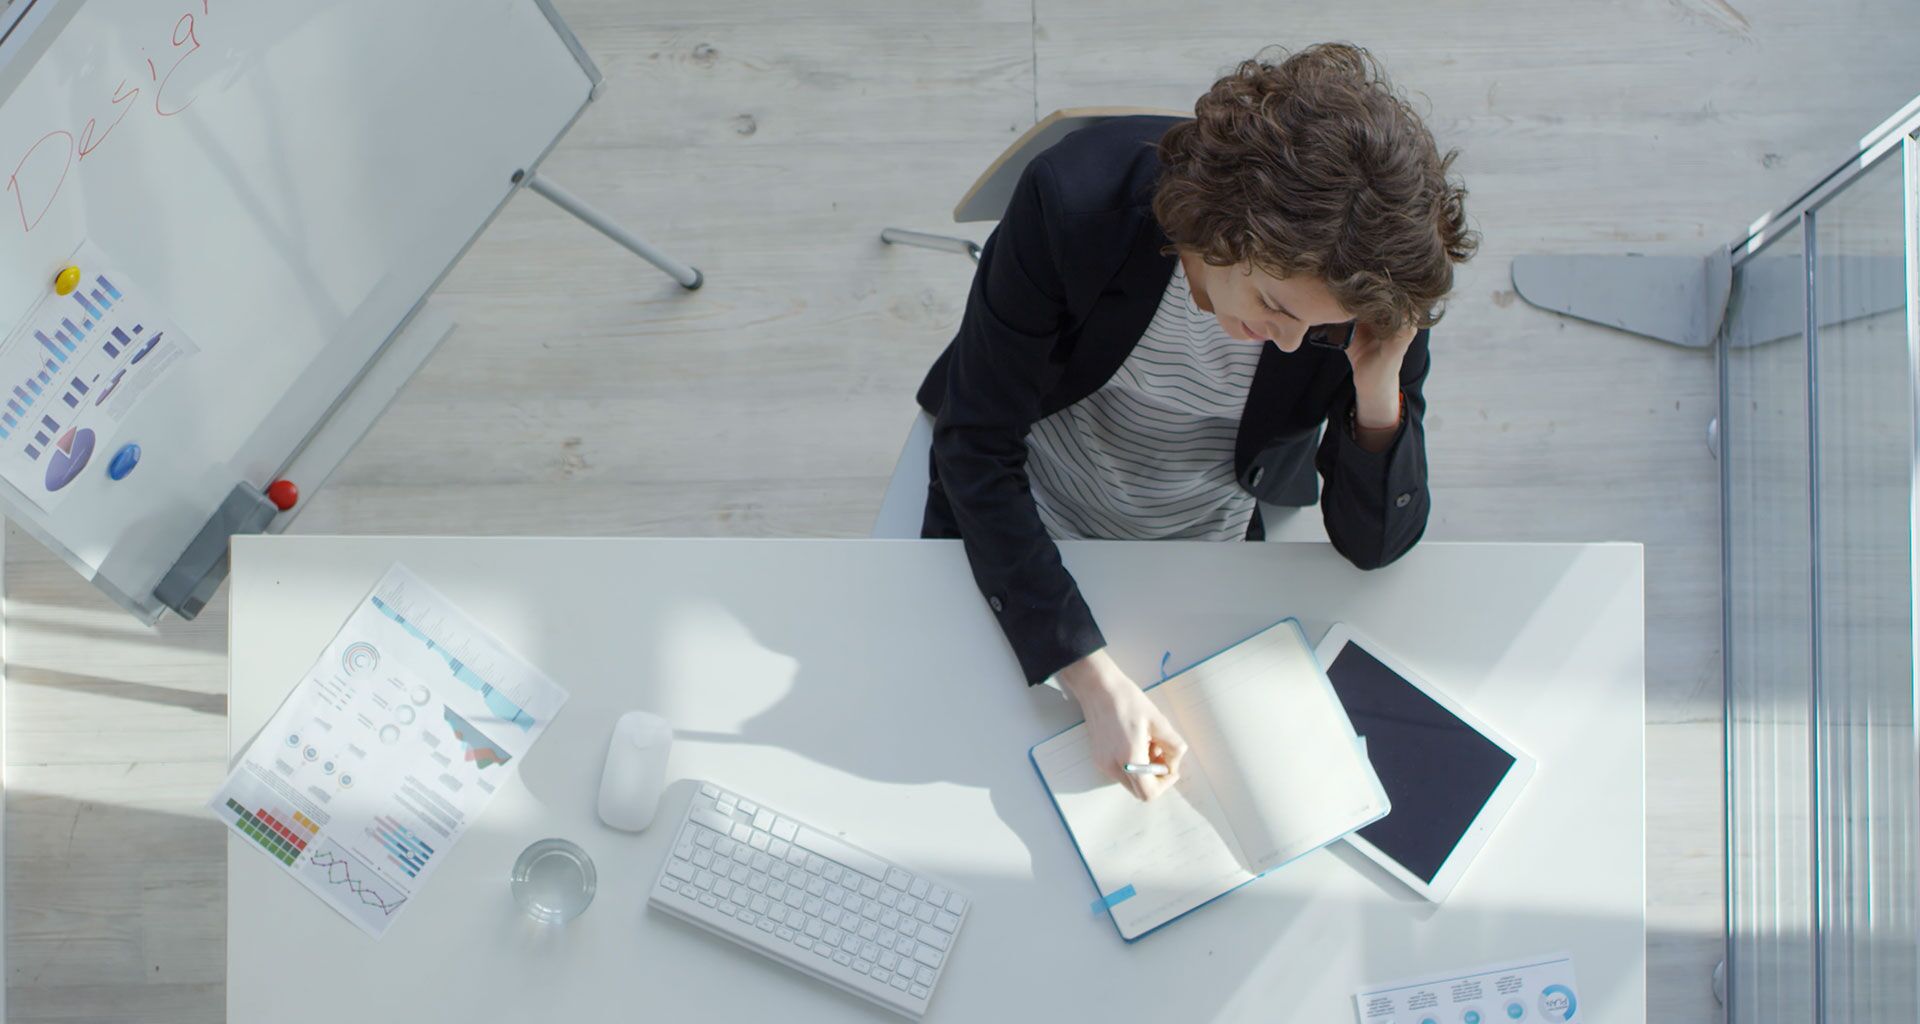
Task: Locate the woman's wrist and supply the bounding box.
[1353,379,1403,431]
[1056,649,1120,702]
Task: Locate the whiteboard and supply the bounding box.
[0,0,595,619]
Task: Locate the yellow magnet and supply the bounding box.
[53,265,80,296]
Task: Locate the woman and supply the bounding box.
[917,44,1475,800]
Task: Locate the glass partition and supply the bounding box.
[1723,126,1920,1023]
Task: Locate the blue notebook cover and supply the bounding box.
[1029,617,1388,942]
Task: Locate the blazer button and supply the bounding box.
[1394,493,1412,509]
[988,596,1004,613]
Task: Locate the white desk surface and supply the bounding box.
[227,537,1646,1023]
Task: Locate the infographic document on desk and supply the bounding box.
[0,240,198,512]
[208,563,570,938]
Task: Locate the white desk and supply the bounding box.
[227,538,1646,1022]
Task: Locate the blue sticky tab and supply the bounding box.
[1090,884,1137,913]
[1158,651,1173,681]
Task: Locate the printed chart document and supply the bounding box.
[1354,953,1582,1023]
[0,240,197,511]
[210,563,569,937]
[1031,619,1387,940]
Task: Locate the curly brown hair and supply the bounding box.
[1153,44,1477,332]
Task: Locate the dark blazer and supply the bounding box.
[916,115,1431,685]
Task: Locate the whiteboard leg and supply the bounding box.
[521,172,704,290]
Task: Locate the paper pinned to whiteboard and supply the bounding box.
[0,241,198,511]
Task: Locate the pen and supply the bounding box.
[1122,763,1169,777]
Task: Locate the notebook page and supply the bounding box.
[1032,703,1252,939]
[1162,622,1384,873]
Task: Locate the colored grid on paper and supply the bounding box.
[225,799,316,866]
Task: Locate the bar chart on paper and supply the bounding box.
[0,242,198,510]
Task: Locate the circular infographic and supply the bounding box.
[303,745,319,762]
[396,705,415,725]
[321,760,336,775]
[339,774,354,789]
[379,724,401,745]
[340,641,379,676]
[43,427,95,492]
[409,684,430,706]
[285,733,299,747]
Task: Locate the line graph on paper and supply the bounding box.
[298,838,409,929]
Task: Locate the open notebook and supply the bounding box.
[1031,619,1389,941]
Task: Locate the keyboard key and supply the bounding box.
[713,880,734,899]
[824,927,845,947]
[911,983,930,999]
[860,878,882,899]
[695,870,716,890]
[823,864,844,885]
[700,782,719,798]
[813,945,832,960]
[795,826,891,882]
[731,889,751,907]
[824,907,843,927]
[916,965,935,986]
[751,852,772,872]
[748,875,768,894]
[833,951,854,967]
[825,887,846,907]
[860,940,879,960]
[796,936,814,951]
[923,928,950,951]
[841,933,861,953]
[853,961,871,975]
[753,808,775,831]
[767,906,788,925]
[785,846,808,867]
[878,889,899,909]
[772,817,798,841]
[880,952,901,971]
[756,918,775,933]
[693,806,734,834]
[913,943,944,969]
[737,799,758,816]
[878,928,898,949]
[894,936,916,956]
[928,886,949,907]
[881,910,901,929]
[716,795,737,815]
[946,892,968,914]
[909,877,930,899]
[699,893,719,910]
[750,895,770,914]
[770,839,791,859]
[844,895,864,915]
[767,882,787,901]
[770,863,789,882]
[900,920,919,939]
[887,868,912,891]
[731,823,752,842]
[859,921,879,940]
[749,831,771,852]
[694,829,716,849]
[915,905,936,924]
[731,845,753,865]
[738,911,756,926]
[804,920,825,939]
[873,968,893,984]
[692,848,714,869]
[666,859,695,881]
[804,896,825,916]
[862,903,882,921]
[891,975,911,992]
[806,877,827,897]
[806,854,826,873]
[729,864,750,884]
[659,879,679,894]
[777,927,795,942]
[934,911,959,932]
[785,890,804,909]
[715,837,737,858]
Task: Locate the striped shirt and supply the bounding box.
[1025,260,1260,540]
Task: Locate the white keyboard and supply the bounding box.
[648,782,971,1019]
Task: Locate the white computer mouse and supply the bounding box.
[597,711,673,832]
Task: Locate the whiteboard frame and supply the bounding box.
[0,0,603,621]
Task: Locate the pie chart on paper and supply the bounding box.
[44,427,95,492]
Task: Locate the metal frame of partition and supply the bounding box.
[1719,96,1920,1023]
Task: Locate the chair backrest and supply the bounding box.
[952,106,1189,223]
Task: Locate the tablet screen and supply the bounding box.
[1324,641,1516,883]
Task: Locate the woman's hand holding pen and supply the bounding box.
[1057,649,1188,801]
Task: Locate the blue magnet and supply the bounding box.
[107,443,140,480]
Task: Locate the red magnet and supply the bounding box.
[266,479,299,511]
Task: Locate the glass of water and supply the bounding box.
[510,838,597,924]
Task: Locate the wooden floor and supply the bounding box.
[7,0,1920,1019]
